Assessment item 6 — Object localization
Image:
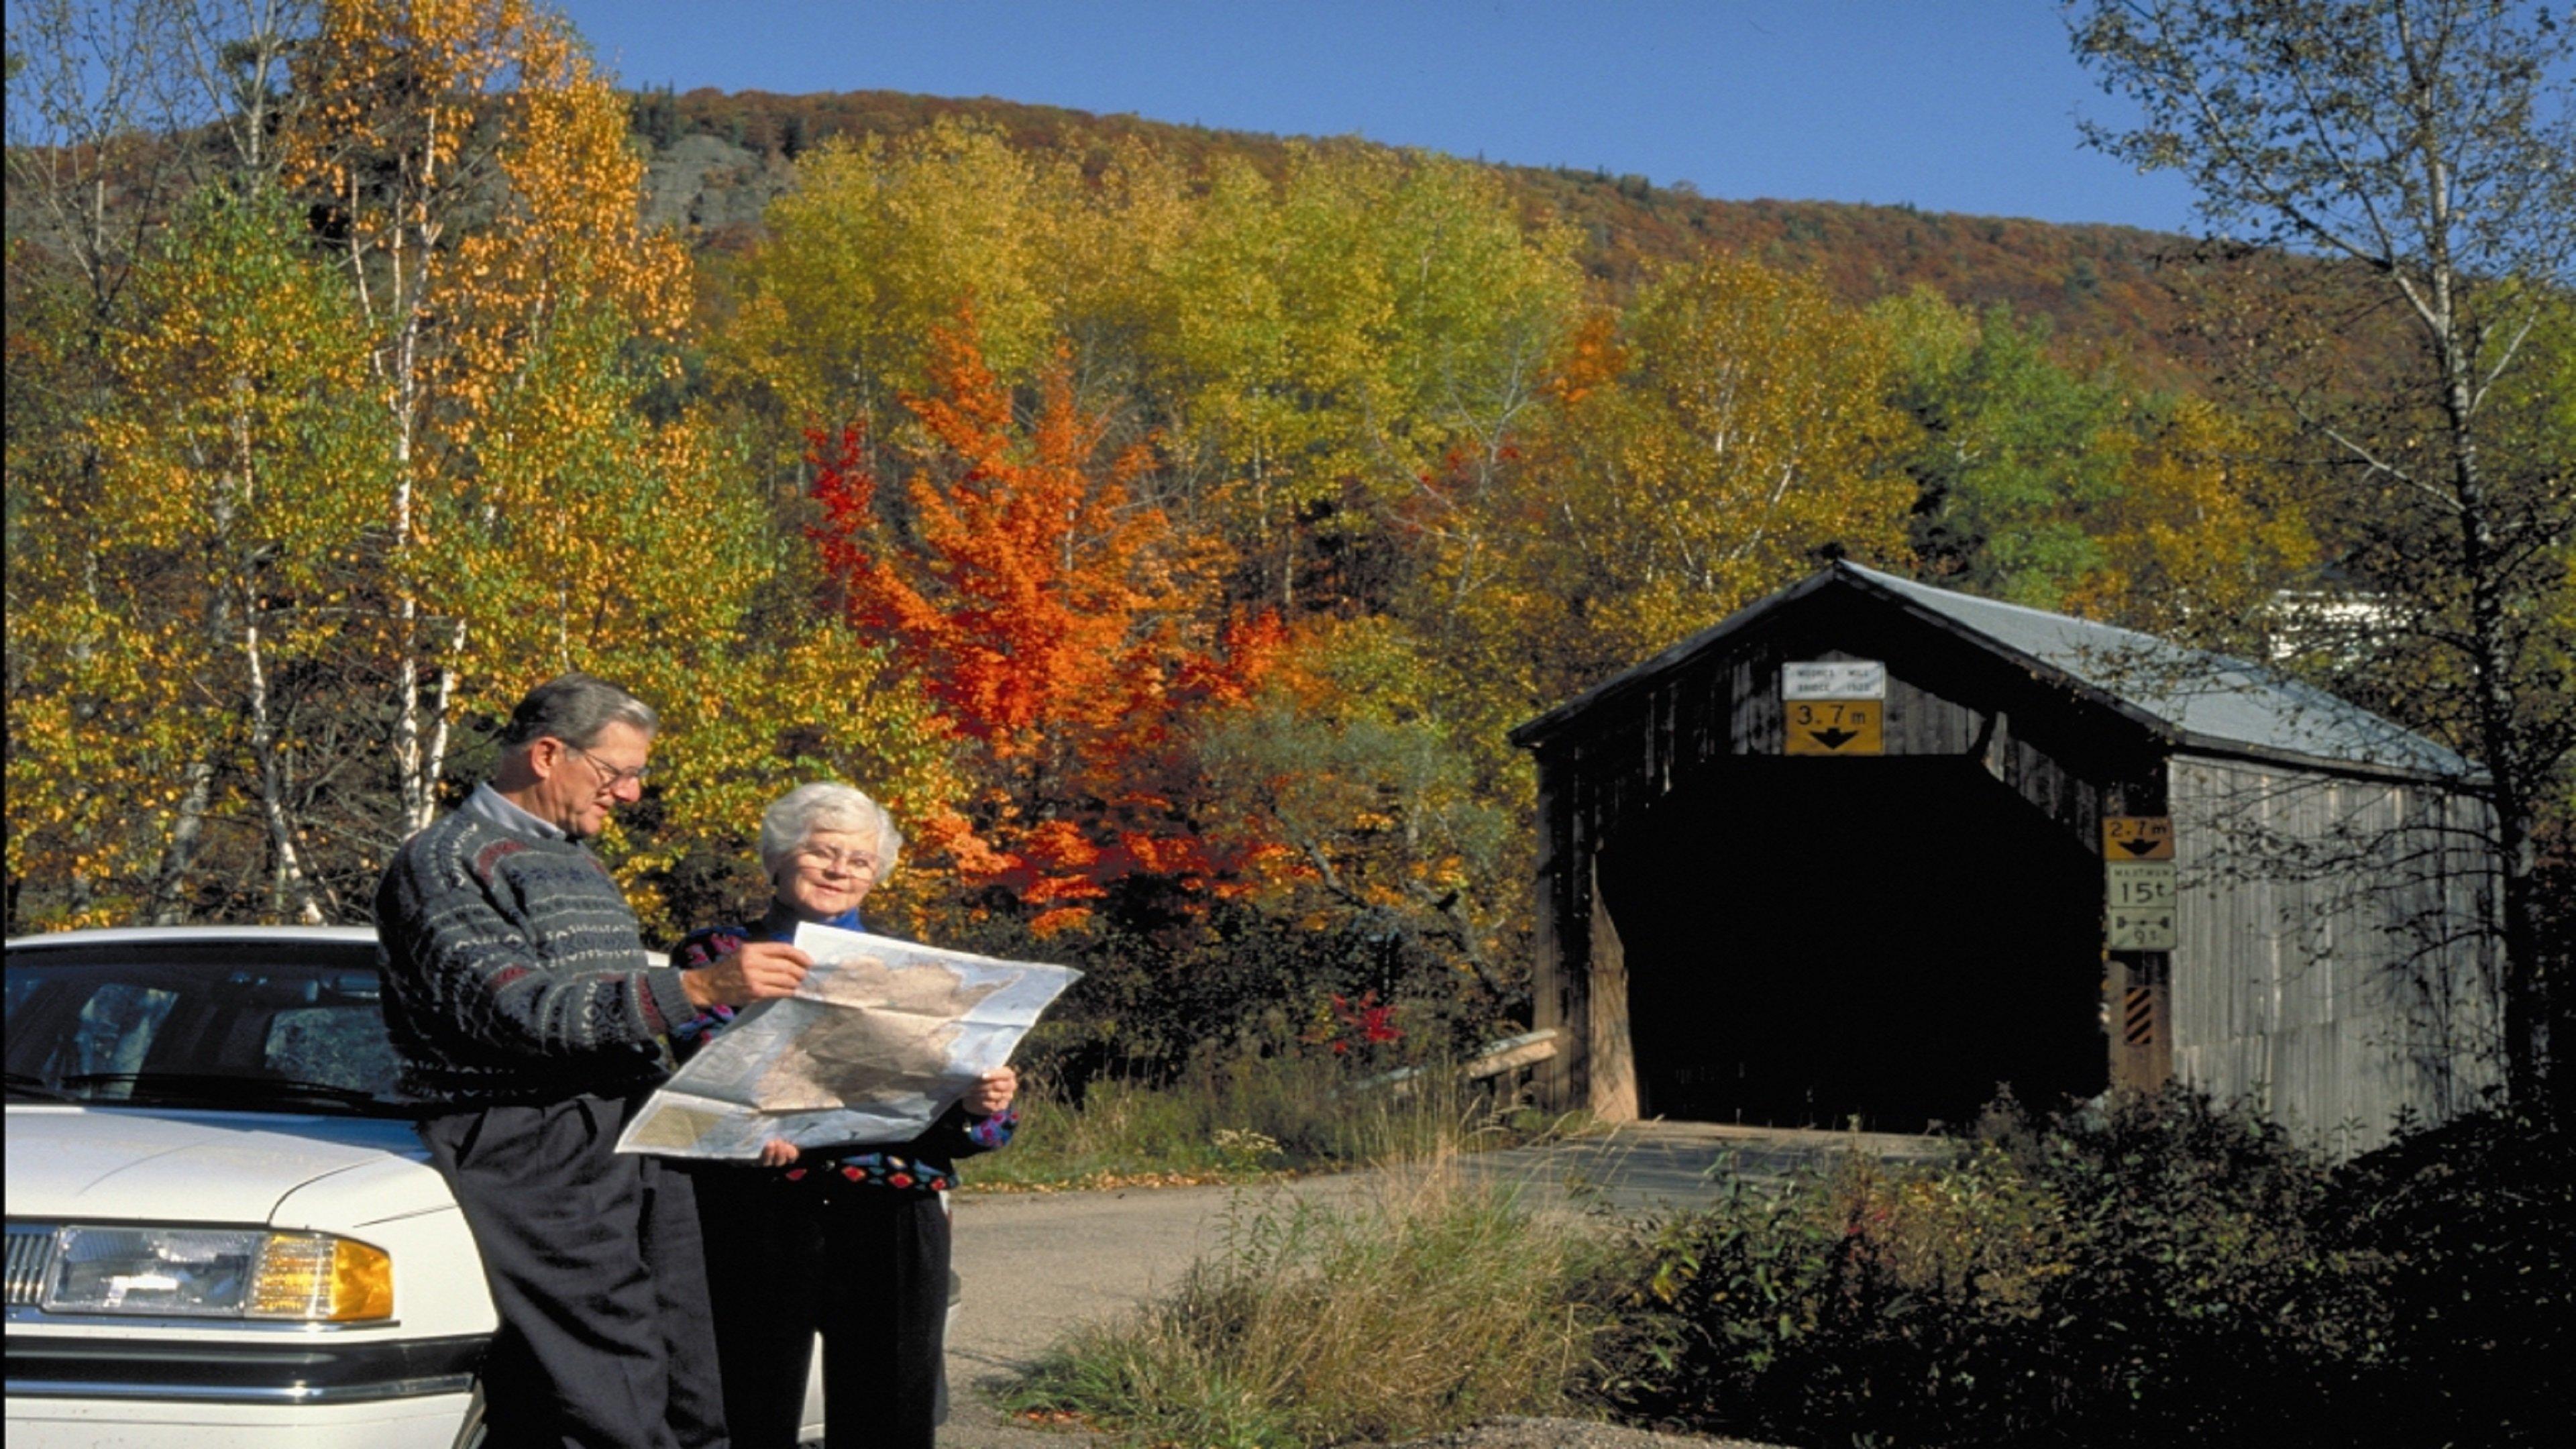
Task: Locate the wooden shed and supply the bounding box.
[1510,561,2504,1156]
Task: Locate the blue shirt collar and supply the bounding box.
[755,898,865,942]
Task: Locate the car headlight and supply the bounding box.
[40,1227,395,1322]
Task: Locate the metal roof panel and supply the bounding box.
[1839,564,2475,779]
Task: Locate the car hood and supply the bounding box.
[3,1106,444,1228]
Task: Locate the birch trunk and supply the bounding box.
[146,757,217,924]
[241,606,330,924]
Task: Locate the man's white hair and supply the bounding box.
[758,781,902,883]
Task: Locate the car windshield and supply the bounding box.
[4,941,419,1116]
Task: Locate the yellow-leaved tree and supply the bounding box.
[267,0,957,934]
[1480,256,1917,705]
[720,129,1584,619]
[720,119,1083,439]
[8,1,961,930]
[2063,395,2320,649]
[7,188,386,927]
[280,0,708,837]
[1148,144,1584,612]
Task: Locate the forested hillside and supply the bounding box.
[631,86,2204,379]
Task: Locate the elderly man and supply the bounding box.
[376,672,809,1449]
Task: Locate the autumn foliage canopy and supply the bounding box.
[808,309,1289,932]
[8,0,2566,1093]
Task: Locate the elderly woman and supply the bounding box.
[674,781,1017,1449]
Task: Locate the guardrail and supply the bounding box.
[1356,1028,1560,1094]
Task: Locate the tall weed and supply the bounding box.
[1011,1161,1621,1448]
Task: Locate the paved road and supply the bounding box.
[1459,1119,1954,1215]
[936,1122,1952,1447]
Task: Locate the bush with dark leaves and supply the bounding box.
[1597,1089,2570,1448]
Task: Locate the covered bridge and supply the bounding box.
[1510,561,2503,1156]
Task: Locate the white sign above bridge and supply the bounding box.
[1782,661,1886,700]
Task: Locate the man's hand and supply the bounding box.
[682,941,812,1009]
[758,1138,800,1167]
[963,1066,1017,1116]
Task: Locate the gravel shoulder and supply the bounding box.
[1392,1417,1791,1449]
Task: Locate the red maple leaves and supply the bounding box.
[808,307,1287,929]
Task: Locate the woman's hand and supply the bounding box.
[963,1067,1017,1116]
[759,1138,800,1167]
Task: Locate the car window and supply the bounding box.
[6,945,413,1112]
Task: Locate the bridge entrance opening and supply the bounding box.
[1597,755,2106,1132]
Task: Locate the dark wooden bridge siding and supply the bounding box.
[1527,596,2169,1119]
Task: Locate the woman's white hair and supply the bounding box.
[758,781,902,883]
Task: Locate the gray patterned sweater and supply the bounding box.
[375,802,699,1106]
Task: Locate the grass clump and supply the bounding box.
[971,1049,1541,1190]
[1009,1162,1621,1448]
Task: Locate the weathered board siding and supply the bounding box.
[2168,756,2505,1155]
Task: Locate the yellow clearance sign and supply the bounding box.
[2102,816,2174,860]
[1784,698,1882,755]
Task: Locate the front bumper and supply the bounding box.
[4,1387,478,1449]
[6,1328,488,1449]
[5,1330,487,1403]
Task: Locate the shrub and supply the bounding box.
[1595,1148,2060,1445]
[2321,1106,2575,1447]
[1597,1087,2392,1447]
[1975,1088,2387,1446]
[943,896,1513,1095]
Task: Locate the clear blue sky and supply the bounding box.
[553,1,2204,233]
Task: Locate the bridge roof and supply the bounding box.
[1511,561,2477,783]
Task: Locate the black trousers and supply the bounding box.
[690,1169,953,1449]
[421,1094,727,1449]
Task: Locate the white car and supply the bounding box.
[3,925,837,1448]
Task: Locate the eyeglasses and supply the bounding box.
[562,741,652,790]
[793,845,879,876]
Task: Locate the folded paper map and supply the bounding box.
[616,921,1081,1160]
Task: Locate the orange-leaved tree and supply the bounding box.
[808,307,1286,932]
